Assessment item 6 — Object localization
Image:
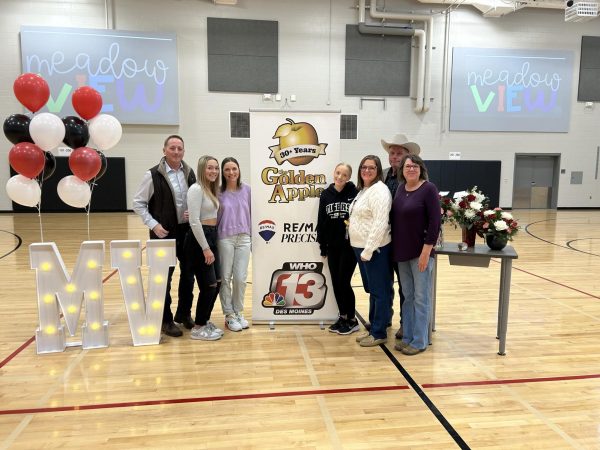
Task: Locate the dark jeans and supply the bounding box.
[163,223,195,324]
[184,225,221,326]
[353,244,393,340]
[327,243,358,319]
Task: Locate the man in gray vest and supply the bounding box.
[133,135,196,337]
[381,133,421,340]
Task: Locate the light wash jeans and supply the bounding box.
[397,256,434,350]
[218,233,251,315]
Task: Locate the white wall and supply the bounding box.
[1,0,599,210]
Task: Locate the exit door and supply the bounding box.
[513,155,560,209]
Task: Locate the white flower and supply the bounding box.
[493,220,508,231]
[475,193,486,203]
[501,212,513,220]
[483,210,495,217]
[469,201,482,211]
[464,209,476,219]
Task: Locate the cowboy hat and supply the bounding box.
[380,133,421,155]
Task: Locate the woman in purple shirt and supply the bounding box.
[391,155,440,355]
[217,157,252,332]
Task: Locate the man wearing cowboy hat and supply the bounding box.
[381,133,421,198]
[380,133,421,339]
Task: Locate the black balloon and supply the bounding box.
[39,151,56,181]
[3,114,32,144]
[94,150,108,181]
[62,115,89,148]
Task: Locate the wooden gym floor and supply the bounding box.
[0,209,599,449]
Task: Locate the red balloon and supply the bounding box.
[69,147,101,182]
[8,142,45,178]
[13,73,50,113]
[72,87,103,120]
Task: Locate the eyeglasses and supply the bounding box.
[404,164,420,171]
[360,165,377,172]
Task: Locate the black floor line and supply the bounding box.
[356,311,471,450]
[0,230,22,260]
[525,219,600,257]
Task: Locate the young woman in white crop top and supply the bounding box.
[185,155,223,341]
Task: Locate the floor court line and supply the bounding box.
[0,267,120,368]
[2,241,600,432]
[0,385,410,417]
[422,373,600,389]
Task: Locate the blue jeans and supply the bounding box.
[218,233,251,315]
[353,244,393,340]
[397,257,434,350]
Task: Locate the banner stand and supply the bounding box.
[250,110,341,326]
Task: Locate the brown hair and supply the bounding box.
[398,154,429,183]
[220,157,242,192]
[163,134,184,148]
[356,155,383,190]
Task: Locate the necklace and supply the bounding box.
[405,181,424,197]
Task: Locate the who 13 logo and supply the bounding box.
[263,262,328,310]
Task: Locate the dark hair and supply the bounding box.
[220,157,242,192]
[163,134,184,148]
[356,155,383,190]
[398,154,428,183]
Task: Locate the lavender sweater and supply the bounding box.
[217,183,251,239]
[391,181,441,262]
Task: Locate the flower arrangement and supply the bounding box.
[450,186,489,230]
[479,208,519,240]
[439,194,455,225]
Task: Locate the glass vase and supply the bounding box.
[435,225,444,250]
[461,225,477,247]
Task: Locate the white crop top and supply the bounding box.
[187,183,219,250]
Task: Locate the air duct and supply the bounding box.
[357,0,433,113]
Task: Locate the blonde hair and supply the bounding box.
[196,155,220,208]
[335,162,353,177]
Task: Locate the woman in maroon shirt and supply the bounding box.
[391,155,440,355]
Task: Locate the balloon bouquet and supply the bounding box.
[4,73,122,238]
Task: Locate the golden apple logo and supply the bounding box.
[269,118,327,166]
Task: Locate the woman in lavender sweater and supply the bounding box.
[217,157,252,332]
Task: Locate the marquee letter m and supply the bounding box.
[30,241,108,354]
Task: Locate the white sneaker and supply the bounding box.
[190,325,221,341]
[235,312,249,329]
[225,314,243,332]
[207,321,224,336]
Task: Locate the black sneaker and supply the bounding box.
[162,321,183,337]
[337,318,360,335]
[174,315,195,330]
[328,317,344,333]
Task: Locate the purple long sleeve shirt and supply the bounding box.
[391,181,441,262]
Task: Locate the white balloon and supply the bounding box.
[57,175,91,208]
[89,114,122,151]
[29,112,66,151]
[6,175,41,207]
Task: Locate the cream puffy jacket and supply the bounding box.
[348,180,392,261]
